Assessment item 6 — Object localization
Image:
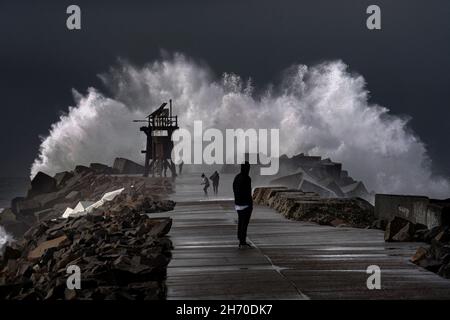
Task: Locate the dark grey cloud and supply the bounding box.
[0,0,449,178]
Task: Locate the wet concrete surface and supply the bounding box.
[154,173,450,300]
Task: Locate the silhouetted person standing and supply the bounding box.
[233,161,253,248]
[210,171,220,195]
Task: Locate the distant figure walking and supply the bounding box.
[179,160,184,175]
[209,171,220,195]
[201,173,210,197]
[232,161,253,248]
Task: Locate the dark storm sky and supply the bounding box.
[0,0,449,178]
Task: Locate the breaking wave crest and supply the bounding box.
[0,225,13,253]
[31,53,450,198]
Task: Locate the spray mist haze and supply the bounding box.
[31,53,450,198]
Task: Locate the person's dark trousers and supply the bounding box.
[213,182,218,195]
[237,206,253,244]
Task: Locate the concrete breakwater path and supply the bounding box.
[154,173,450,299]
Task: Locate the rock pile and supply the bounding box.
[0,161,173,239]
[381,215,450,279]
[0,160,177,299]
[410,226,450,279]
[253,186,375,228]
[242,153,373,202]
[0,202,174,299]
[383,216,427,242]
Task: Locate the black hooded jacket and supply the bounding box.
[233,165,253,207]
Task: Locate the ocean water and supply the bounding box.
[0,177,29,252]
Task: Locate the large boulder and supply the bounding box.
[385,216,410,242]
[423,226,444,243]
[113,158,144,175]
[28,172,56,198]
[391,222,415,242]
[27,235,69,261]
[412,226,450,279]
[53,171,74,188]
[411,247,428,263]
[74,165,92,176]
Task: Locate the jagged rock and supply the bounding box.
[435,230,450,243]
[146,219,172,237]
[411,226,450,279]
[28,172,57,198]
[256,153,369,200]
[113,158,144,175]
[387,219,427,242]
[74,165,92,175]
[27,235,69,261]
[54,171,74,188]
[385,216,410,242]
[411,247,428,263]
[341,181,370,199]
[392,222,415,242]
[318,178,345,197]
[424,226,444,243]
